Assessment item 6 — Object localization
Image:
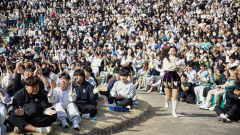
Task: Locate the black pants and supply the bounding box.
[108,97,133,107]
[8,113,57,131]
[178,91,195,104]
[99,91,110,97]
[203,87,212,97]
[215,104,240,121]
[76,103,97,117]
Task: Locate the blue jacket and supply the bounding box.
[74,81,96,105]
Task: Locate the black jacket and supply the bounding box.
[74,81,96,105]
[224,89,240,110]
[11,88,51,118]
[215,74,227,86]
[7,73,45,97]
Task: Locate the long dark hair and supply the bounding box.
[159,46,178,60]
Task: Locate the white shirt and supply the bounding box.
[196,70,208,84]
[110,81,135,99]
[163,56,184,72]
[185,69,197,84]
[48,85,74,106]
[227,60,239,69]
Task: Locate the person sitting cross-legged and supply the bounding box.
[71,69,97,118]
[8,76,57,134]
[48,72,81,130]
[215,85,240,123]
[109,69,135,107]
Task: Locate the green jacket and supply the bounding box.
[204,73,215,88]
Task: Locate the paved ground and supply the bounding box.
[116,91,240,135]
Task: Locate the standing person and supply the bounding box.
[162,46,184,118]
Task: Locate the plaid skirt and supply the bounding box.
[162,71,181,89]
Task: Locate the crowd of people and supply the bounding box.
[0,0,240,134]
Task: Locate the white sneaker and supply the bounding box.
[126,105,131,109]
[172,112,178,118]
[159,91,164,95]
[82,113,90,119]
[201,104,209,110]
[37,126,52,134]
[72,120,80,130]
[219,114,231,123]
[199,104,205,109]
[224,114,231,122]
[60,119,69,128]
[165,101,169,109]
[209,105,216,111]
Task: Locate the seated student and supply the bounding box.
[0,87,11,134]
[0,58,13,90]
[146,63,161,92]
[200,66,228,109]
[194,64,208,87]
[83,66,101,99]
[203,67,237,110]
[101,62,115,86]
[237,66,240,86]
[194,67,215,106]
[109,69,135,107]
[99,69,120,98]
[136,61,150,90]
[71,69,97,118]
[147,67,164,94]
[7,62,45,96]
[8,76,57,134]
[184,62,197,87]
[48,72,80,129]
[216,57,226,70]
[226,55,239,70]
[215,86,240,123]
[214,67,227,87]
[83,66,97,87]
[178,73,195,104]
